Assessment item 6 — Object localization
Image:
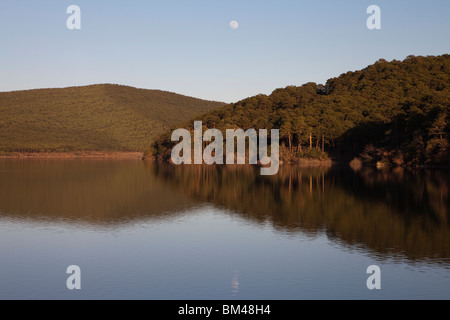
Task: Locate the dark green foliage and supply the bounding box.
[154,54,450,167]
[297,148,328,160]
[0,84,225,152]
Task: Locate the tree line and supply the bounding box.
[152,54,450,167]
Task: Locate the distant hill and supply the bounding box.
[0,84,225,152]
[153,54,450,167]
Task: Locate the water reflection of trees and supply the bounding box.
[0,160,198,224]
[150,163,450,263]
[1,160,448,263]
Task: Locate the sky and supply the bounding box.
[0,0,449,103]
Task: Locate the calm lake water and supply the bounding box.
[0,160,449,300]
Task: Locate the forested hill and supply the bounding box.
[0,84,225,152]
[153,54,450,167]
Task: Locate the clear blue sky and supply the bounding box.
[0,0,449,102]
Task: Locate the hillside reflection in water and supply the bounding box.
[0,160,449,299]
[0,160,448,265]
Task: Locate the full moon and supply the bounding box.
[229,20,239,30]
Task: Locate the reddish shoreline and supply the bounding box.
[0,151,144,160]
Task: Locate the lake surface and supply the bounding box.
[0,160,449,300]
